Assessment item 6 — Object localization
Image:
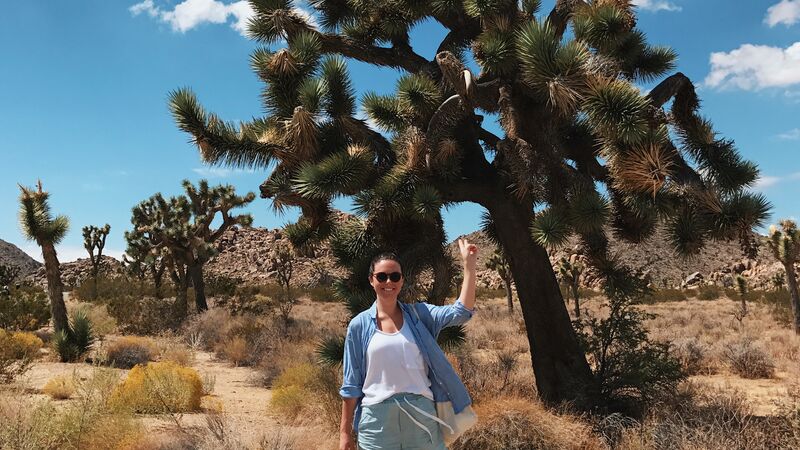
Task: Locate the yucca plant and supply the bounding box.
[82,223,111,300]
[169,0,769,408]
[559,256,585,319]
[767,220,800,334]
[486,248,514,313]
[53,310,95,362]
[18,180,70,333]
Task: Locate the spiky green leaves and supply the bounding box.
[18,181,70,245]
[464,0,516,18]
[248,0,315,44]
[362,92,405,132]
[397,74,441,122]
[667,208,706,256]
[411,185,443,220]
[294,149,374,198]
[584,79,648,144]
[570,191,611,234]
[531,208,571,249]
[321,57,356,117]
[516,21,590,115]
[474,29,516,77]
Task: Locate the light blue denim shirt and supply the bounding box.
[340,299,475,432]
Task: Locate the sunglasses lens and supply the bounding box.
[389,272,402,282]
[375,273,388,282]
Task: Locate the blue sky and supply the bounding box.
[2,0,799,262]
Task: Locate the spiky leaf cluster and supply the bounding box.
[18,181,69,246]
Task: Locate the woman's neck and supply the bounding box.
[375,296,399,316]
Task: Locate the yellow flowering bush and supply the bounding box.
[111,361,203,413]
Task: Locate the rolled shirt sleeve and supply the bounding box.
[339,322,364,399]
[424,299,474,336]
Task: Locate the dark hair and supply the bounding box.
[369,252,402,277]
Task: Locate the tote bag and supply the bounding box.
[410,303,478,445]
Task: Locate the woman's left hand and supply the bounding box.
[458,238,478,271]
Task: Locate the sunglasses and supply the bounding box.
[373,272,403,283]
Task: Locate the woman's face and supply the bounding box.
[369,259,404,301]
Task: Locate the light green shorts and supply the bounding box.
[358,393,447,450]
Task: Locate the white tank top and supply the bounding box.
[361,320,434,406]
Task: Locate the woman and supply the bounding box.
[339,239,478,450]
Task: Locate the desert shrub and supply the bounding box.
[0,368,142,450]
[722,338,775,379]
[107,295,179,335]
[201,372,216,396]
[159,342,195,367]
[105,336,157,369]
[0,284,50,331]
[270,363,342,429]
[71,302,117,338]
[112,361,203,414]
[53,310,95,362]
[671,338,711,375]
[73,275,170,303]
[451,396,604,450]
[183,308,234,352]
[0,329,42,383]
[696,284,723,300]
[43,374,76,400]
[643,288,687,303]
[216,336,249,366]
[204,274,240,298]
[299,285,337,303]
[574,289,685,416]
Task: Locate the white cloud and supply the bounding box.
[632,0,682,12]
[753,172,800,191]
[130,0,255,36]
[130,0,318,37]
[777,128,800,140]
[704,42,800,90]
[765,0,800,27]
[192,167,256,177]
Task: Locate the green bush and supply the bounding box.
[105,336,157,369]
[53,310,95,362]
[643,288,688,303]
[574,290,685,416]
[107,295,179,335]
[0,284,51,331]
[696,284,723,300]
[299,285,338,302]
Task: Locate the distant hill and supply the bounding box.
[12,223,787,292]
[0,238,42,280]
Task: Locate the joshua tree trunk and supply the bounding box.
[488,199,595,407]
[784,263,800,335]
[188,263,208,312]
[503,275,514,313]
[41,242,68,333]
[571,281,581,319]
[150,264,164,299]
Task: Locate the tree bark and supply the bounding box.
[41,243,68,333]
[572,282,581,319]
[171,271,190,320]
[503,276,514,313]
[486,197,596,407]
[784,263,800,335]
[188,263,208,312]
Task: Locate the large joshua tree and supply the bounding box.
[18,181,70,333]
[129,179,255,316]
[169,0,769,407]
[767,219,800,334]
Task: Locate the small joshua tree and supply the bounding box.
[733,274,748,325]
[82,223,111,300]
[767,220,800,334]
[559,255,585,319]
[18,181,69,333]
[486,247,514,313]
[273,242,296,325]
[772,272,786,292]
[129,180,255,317]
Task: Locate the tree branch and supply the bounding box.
[319,33,430,72]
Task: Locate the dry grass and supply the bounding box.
[42,374,76,400]
[452,396,605,450]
